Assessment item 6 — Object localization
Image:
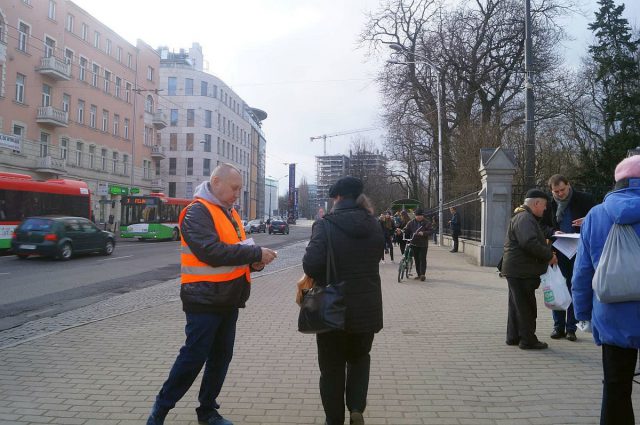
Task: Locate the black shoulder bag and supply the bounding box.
[298,219,346,334]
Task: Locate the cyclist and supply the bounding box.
[395,210,412,255]
[402,209,432,281]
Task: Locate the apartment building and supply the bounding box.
[0,0,162,223]
[157,43,267,219]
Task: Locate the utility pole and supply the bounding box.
[524,0,535,189]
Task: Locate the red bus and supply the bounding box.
[0,172,91,250]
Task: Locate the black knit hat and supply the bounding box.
[329,176,364,199]
[525,189,549,200]
[414,208,425,216]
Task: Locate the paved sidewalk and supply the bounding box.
[1,245,638,424]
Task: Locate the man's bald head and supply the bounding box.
[210,163,243,209]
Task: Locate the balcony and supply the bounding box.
[152,110,168,129]
[151,145,166,159]
[36,56,72,81]
[0,42,6,63]
[151,179,165,191]
[36,106,69,127]
[34,156,66,174]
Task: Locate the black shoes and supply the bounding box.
[519,341,549,350]
[420,275,426,281]
[350,411,365,425]
[566,331,577,341]
[550,329,566,339]
[506,339,520,346]
[449,249,458,253]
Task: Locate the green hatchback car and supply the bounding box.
[11,216,116,260]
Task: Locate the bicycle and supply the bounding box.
[397,237,414,282]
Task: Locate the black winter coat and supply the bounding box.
[502,206,554,279]
[180,202,263,313]
[542,190,595,233]
[302,199,384,333]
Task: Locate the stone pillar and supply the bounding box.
[478,148,517,267]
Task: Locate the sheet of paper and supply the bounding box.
[552,237,578,259]
[553,233,581,239]
[237,238,255,246]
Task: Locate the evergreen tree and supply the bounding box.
[588,0,640,183]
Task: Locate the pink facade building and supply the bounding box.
[0,0,165,224]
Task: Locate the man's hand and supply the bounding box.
[572,217,585,227]
[418,232,424,236]
[251,262,265,271]
[549,253,558,266]
[260,247,277,265]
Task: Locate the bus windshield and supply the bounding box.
[121,197,159,225]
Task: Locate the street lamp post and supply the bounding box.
[389,43,444,246]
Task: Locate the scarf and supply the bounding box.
[554,186,573,223]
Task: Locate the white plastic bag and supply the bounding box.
[541,265,572,311]
[592,224,640,303]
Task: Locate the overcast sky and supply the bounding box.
[73,0,639,192]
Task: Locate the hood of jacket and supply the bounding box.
[603,188,640,225]
[325,199,377,239]
[193,181,230,209]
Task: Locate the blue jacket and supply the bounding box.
[572,186,640,348]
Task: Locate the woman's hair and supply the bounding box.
[330,193,374,214]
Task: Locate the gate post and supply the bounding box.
[478,148,517,267]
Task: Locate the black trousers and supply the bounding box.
[601,344,638,425]
[316,331,375,425]
[506,277,540,345]
[452,231,460,251]
[412,245,428,277]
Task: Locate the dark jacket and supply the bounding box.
[502,205,554,279]
[542,189,595,234]
[302,198,384,333]
[404,218,432,247]
[450,212,461,235]
[180,181,262,313]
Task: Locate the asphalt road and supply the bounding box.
[0,224,311,332]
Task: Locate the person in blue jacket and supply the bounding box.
[572,155,640,425]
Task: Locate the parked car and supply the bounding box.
[11,216,116,261]
[269,220,289,235]
[246,219,266,234]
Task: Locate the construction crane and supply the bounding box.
[310,127,379,155]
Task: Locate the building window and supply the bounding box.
[89,105,96,128]
[143,160,150,181]
[15,74,25,103]
[77,99,84,123]
[62,94,70,112]
[75,142,83,166]
[81,23,88,41]
[124,118,130,139]
[169,158,176,175]
[40,132,50,157]
[123,154,129,175]
[145,95,153,113]
[168,182,176,198]
[42,84,51,107]
[66,14,74,32]
[187,158,193,176]
[125,82,131,103]
[112,152,118,173]
[185,78,193,95]
[113,114,119,136]
[101,148,107,171]
[170,109,178,126]
[168,77,177,96]
[144,126,153,146]
[60,138,68,160]
[205,110,212,128]
[127,53,133,68]
[92,63,99,87]
[79,57,87,81]
[102,110,108,132]
[18,22,29,52]
[103,70,110,93]
[201,81,208,96]
[94,31,100,48]
[44,37,55,57]
[147,66,154,81]
[115,77,121,98]
[203,134,211,152]
[89,145,95,168]
[64,48,73,65]
[187,109,194,127]
[116,46,122,62]
[186,133,194,151]
[106,39,111,55]
[48,1,56,20]
[203,158,211,176]
[186,182,193,198]
[169,133,177,151]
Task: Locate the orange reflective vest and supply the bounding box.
[179,198,251,285]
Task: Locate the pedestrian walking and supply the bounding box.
[449,206,461,252]
[541,174,595,342]
[302,176,384,425]
[572,155,640,425]
[403,208,432,281]
[396,210,411,255]
[146,164,277,425]
[502,189,557,350]
[379,210,395,262]
[431,215,438,244]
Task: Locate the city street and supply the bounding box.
[0,224,312,333]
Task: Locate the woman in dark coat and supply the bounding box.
[302,176,384,425]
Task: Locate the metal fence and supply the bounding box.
[425,190,481,242]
